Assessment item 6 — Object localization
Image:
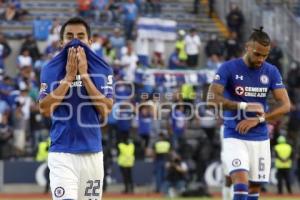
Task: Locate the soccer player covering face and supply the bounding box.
[207,27,290,200]
[39,17,113,200]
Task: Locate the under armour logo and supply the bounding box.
[235,75,243,80]
[258,174,266,179]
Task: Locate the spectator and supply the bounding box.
[206,54,222,71]
[226,3,244,41]
[12,83,32,157]
[1,3,20,21]
[10,0,28,19]
[17,49,32,69]
[35,137,50,193]
[185,27,201,67]
[0,75,15,103]
[286,62,300,89]
[144,0,161,17]
[180,83,195,116]
[168,48,186,70]
[77,0,93,18]
[122,0,138,40]
[104,104,118,147]
[274,136,293,194]
[15,66,39,100]
[205,33,224,58]
[117,137,135,193]
[266,40,283,74]
[116,103,133,142]
[91,33,103,57]
[92,0,108,22]
[175,30,187,64]
[0,99,12,159]
[0,1,5,16]
[0,33,12,69]
[51,18,62,36]
[136,36,150,68]
[163,153,188,197]
[169,105,186,150]
[152,132,171,193]
[152,38,165,68]
[103,40,116,65]
[121,42,138,82]
[193,0,200,14]
[20,35,41,63]
[223,31,241,60]
[102,135,113,192]
[34,54,51,75]
[137,106,153,150]
[208,0,215,18]
[109,27,125,59]
[106,0,119,22]
[47,27,60,47]
[44,40,60,57]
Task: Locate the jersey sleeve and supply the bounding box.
[96,68,114,99]
[212,63,230,86]
[270,67,285,90]
[38,67,53,100]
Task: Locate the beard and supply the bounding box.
[247,56,262,69]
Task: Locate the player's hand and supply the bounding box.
[77,46,88,75]
[245,102,264,115]
[65,47,78,82]
[236,118,260,134]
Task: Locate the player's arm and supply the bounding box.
[81,75,113,117]
[265,88,291,122]
[207,63,264,113]
[39,48,78,117]
[207,83,239,110]
[77,47,113,118]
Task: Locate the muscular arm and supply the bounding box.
[265,88,291,122]
[207,83,239,110]
[39,80,72,117]
[39,47,78,117]
[81,74,113,118]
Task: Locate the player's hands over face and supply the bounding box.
[77,46,88,75]
[65,47,78,82]
[245,102,264,115]
[236,118,259,134]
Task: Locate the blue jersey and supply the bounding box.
[213,58,284,141]
[138,114,152,135]
[39,39,113,153]
[171,109,186,136]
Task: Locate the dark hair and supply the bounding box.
[60,17,91,40]
[248,26,271,46]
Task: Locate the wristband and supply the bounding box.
[258,116,266,123]
[238,102,248,110]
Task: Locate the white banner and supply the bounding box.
[137,17,177,41]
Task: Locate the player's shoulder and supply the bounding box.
[218,58,241,71]
[40,51,65,80]
[263,61,277,70]
[262,61,280,74]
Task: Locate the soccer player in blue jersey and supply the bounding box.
[39,17,113,200]
[207,27,290,200]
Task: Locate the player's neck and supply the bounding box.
[242,55,258,69]
[242,55,250,67]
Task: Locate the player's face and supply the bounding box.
[61,24,92,47]
[246,41,270,68]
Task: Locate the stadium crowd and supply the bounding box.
[0,0,300,196]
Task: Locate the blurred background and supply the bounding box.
[0,0,300,199]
